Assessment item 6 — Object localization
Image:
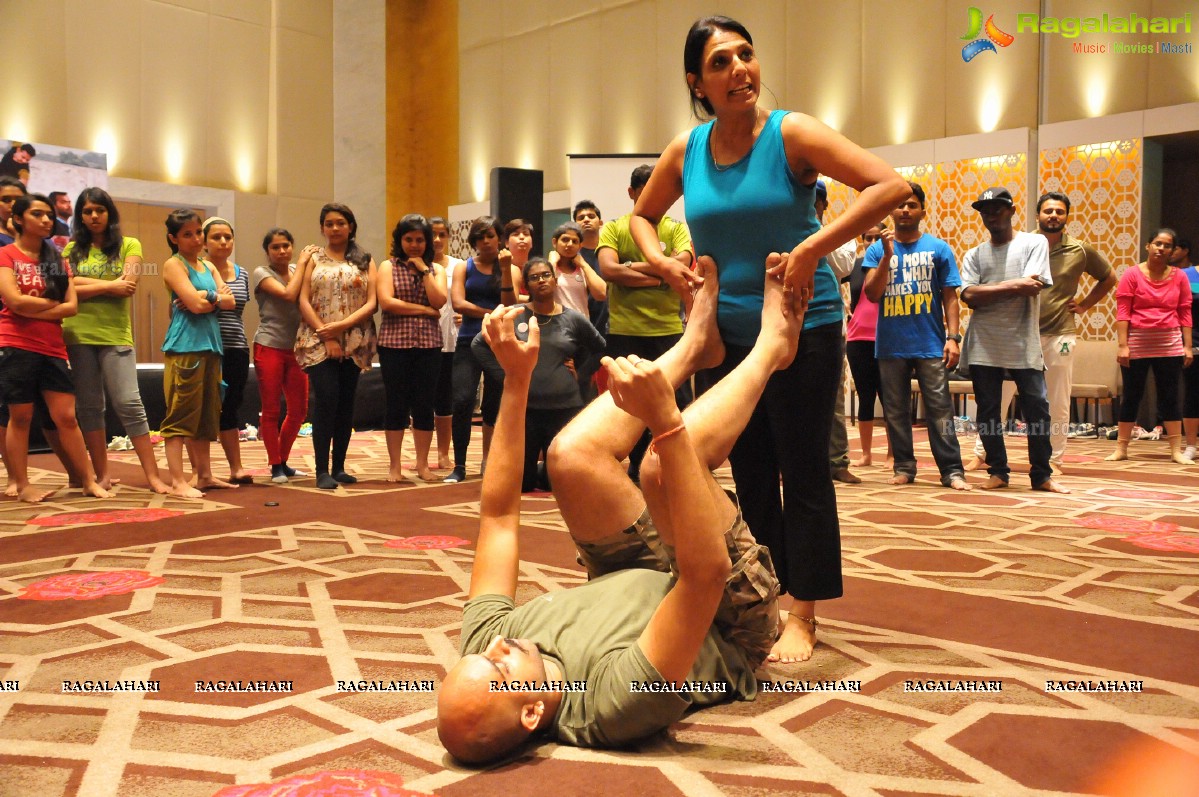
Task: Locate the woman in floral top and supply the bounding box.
[295,203,377,490]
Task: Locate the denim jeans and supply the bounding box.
[971,365,1053,486]
[878,357,965,484]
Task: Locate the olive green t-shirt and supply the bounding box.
[61,237,142,346]
[1040,234,1113,336]
[460,568,757,749]
[597,213,692,337]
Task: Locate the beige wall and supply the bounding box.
[457,0,1198,203]
[0,0,335,256]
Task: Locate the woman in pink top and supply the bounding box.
[1107,228,1194,464]
[0,194,112,502]
[844,224,890,467]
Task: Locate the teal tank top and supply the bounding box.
[683,109,842,346]
[162,256,223,354]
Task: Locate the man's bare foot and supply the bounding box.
[1050,461,1064,475]
[759,263,802,369]
[948,476,973,491]
[889,473,915,485]
[981,475,1008,490]
[853,455,872,467]
[18,485,56,503]
[832,468,861,484]
[767,613,817,663]
[683,256,725,371]
[147,477,171,495]
[82,482,114,499]
[1034,479,1071,494]
[195,476,238,489]
[964,455,984,471]
[170,482,204,499]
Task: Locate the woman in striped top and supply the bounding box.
[377,214,447,482]
[203,217,253,483]
[1107,228,1193,464]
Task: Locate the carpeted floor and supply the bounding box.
[1,427,1197,797]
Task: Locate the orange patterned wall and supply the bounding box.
[1038,140,1141,342]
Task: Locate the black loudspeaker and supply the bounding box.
[490,167,544,256]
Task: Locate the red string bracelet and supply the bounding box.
[647,422,686,489]
[647,422,686,456]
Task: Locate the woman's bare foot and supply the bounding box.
[964,455,984,471]
[889,473,915,485]
[386,469,409,483]
[228,470,253,484]
[96,476,122,491]
[853,455,873,467]
[767,613,817,664]
[194,476,238,490]
[415,466,436,481]
[684,256,726,370]
[948,476,973,491]
[170,482,204,499]
[437,455,452,469]
[147,476,171,495]
[1034,479,1071,494]
[18,485,56,503]
[82,482,114,499]
[5,482,19,498]
[758,265,802,369]
[981,475,1008,490]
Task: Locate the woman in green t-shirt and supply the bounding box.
[62,187,169,493]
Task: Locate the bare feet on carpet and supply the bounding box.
[832,468,861,484]
[81,483,114,499]
[1050,461,1064,475]
[981,475,1008,490]
[170,482,205,499]
[964,455,984,471]
[769,612,817,663]
[852,455,872,467]
[889,473,914,485]
[18,485,56,503]
[70,477,121,489]
[1034,479,1071,494]
[192,476,238,490]
[948,476,973,491]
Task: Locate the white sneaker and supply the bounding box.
[1184,446,1197,463]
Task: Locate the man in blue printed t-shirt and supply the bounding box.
[863,182,970,491]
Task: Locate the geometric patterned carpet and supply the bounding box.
[1,427,1197,797]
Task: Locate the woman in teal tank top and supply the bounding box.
[629,15,907,664]
[160,210,236,499]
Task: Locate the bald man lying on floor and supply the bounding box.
[437,260,798,764]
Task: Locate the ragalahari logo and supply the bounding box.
[961,7,1015,61]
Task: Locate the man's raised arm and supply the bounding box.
[467,306,541,600]
[604,355,732,685]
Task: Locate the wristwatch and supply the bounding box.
[947,333,962,343]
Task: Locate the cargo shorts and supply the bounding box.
[574,492,780,670]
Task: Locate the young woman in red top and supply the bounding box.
[0,194,112,502]
[1108,228,1194,463]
